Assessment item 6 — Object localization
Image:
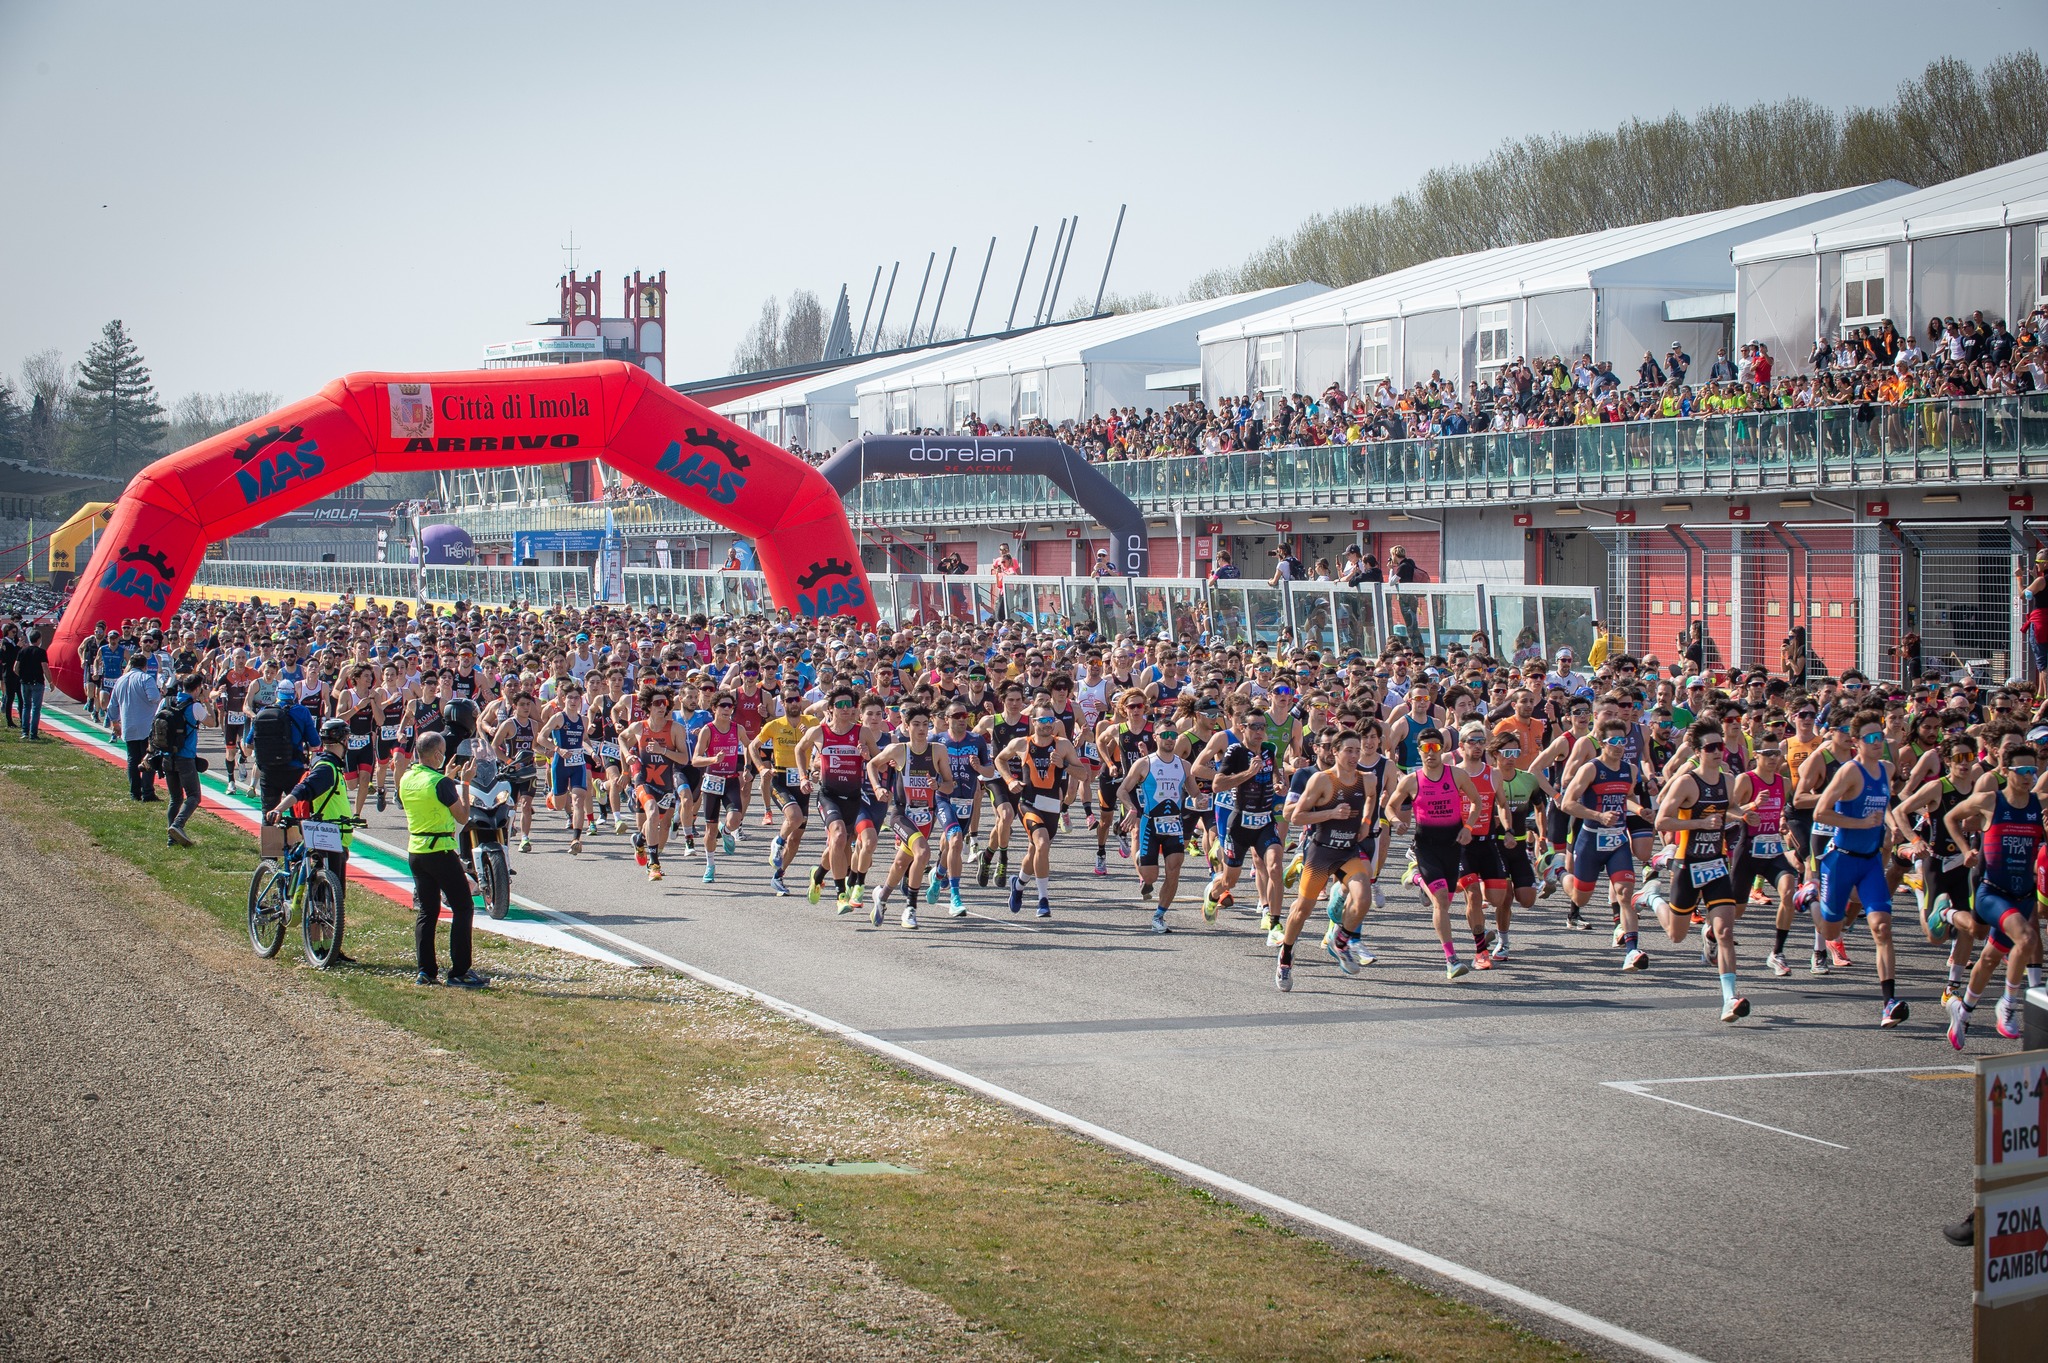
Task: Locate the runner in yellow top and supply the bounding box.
[752,686,818,895]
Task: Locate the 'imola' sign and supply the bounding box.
[820,435,1148,576]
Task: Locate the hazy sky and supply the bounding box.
[2,2,2041,404]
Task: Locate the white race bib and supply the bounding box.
[597,741,620,759]
[1153,816,1183,837]
[301,820,343,852]
[379,726,398,742]
[1595,828,1624,852]
[1032,794,1063,814]
[1689,857,1728,887]
[950,796,976,819]
[1750,835,1783,858]
[347,734,371,749]
[1080,741,1098,761]
[561,749,585,768]
[906,806,933,827]
[1238,810,1272,829]
[702,774,726,795]
[786,768,805,788]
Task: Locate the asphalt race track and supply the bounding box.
[115,709,2005,1363]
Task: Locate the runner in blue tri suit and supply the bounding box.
[1943,744,2045,1047]
[1811,709,1904,1027]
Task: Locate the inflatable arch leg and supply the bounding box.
[50,361,875,699]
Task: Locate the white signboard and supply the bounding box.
[1979,1175,2048,1307]
[1980,1052,2048,1176]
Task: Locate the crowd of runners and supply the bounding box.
[42,555,2048,1045]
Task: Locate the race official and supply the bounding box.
[400,730,486,989]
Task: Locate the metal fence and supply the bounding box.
[191,559,1599,658]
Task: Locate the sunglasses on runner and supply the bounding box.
[1699,739,1725,752]
[831,699,855,709]
[2013,766,2040,778]
[1859,730,1885,743]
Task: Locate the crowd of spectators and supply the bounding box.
[914,301,2048,465]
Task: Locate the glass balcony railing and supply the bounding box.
[190,560,1600,659]
[416,394,2048,540]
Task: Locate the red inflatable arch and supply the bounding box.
[49,360,876,699]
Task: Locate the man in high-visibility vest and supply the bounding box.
[266,718,357,962]
[401,730,486,988]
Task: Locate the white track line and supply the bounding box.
[1602,1083,1848,1151]
[1600,1065,1971,1151]
[514,894,1710,1363]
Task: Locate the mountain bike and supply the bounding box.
[248,812,360,969]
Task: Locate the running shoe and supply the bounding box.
[1473,948,1495,971]
[376,789,386,813]
[519,836,532,854]
[1265,925,1285,947]
[1611,921,1628,948]
[1352,940,1377,966]
[1093,856,1108,877]
[836,891,854,916]
[1997,997,2023,1039]
[770,873,789,896]
[809,868,824,905]
[1947,995,1970,1050]
[1881,998,1910,1028]
[1810,950,1831,976]
[1540,868,1560,899]
[1086,809,1097,831]
[1035,897,1051,918]
[1928,894,1953,943]
[964,836,979,861]
[1275,962,1293,992]
[1284,857,1303,891]
[1826,939,1854,969]
[721,831,736,856]
[1402,852,1418,886]
[1139,880,1156,902]
[634,838,648,868]
[978,854,995,888]
[1766,951,1790,977]
[702,864,716,884]
[1259,910,1277,933]
[1116,838,1129,860]
[1371,884,1384,910]
[1150,907,1169,935]
[1793,880,1819,911]
[1201,890,1218,923]
[1490,936,1511,961]
[1326,937,1359,976]
[613,815,626,835]
[902,906,919,930]
[1008,877,1024,915]
[569,838,582,856]
[1622,947,1650,971]
[1445,957,1470,981]
[648,863,664,882]
[948,887,966,917]
[1567,907,1588,931]
[1699,934,1716,966]
[870,895,885,928]
[847,884,864,911]
[1720,996,1751,1023]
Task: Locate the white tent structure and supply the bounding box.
[1197,184,1910,401]
[1733,151,2048,366]
[853,286,1325,434]
[713,336,999,453]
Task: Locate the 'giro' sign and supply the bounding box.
[821,435,1149,577]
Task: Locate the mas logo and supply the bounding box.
[794,558,867,618]
[100,543,174,613]
[232,431,326,504]
[654,428,750,505]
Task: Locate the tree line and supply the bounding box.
[0,319,278,489]
[1189,52,2048,298]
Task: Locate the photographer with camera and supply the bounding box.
[152,672,210,847]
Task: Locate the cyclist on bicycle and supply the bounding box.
[264,718,356,960]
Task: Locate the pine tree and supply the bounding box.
[69,319,166,475]
[0,380,24,463]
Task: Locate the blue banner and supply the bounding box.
[515,529,606,559]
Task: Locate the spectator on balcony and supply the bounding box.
[1268,544,1303,586]
[1637,351,1666,388]
[935,550,968,576]
[1664,342,1691,385]
[1208,549,1240,584]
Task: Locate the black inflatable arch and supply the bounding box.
[819,436,1148,577]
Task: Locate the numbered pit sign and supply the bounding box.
[1979,1051,2048,1178]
